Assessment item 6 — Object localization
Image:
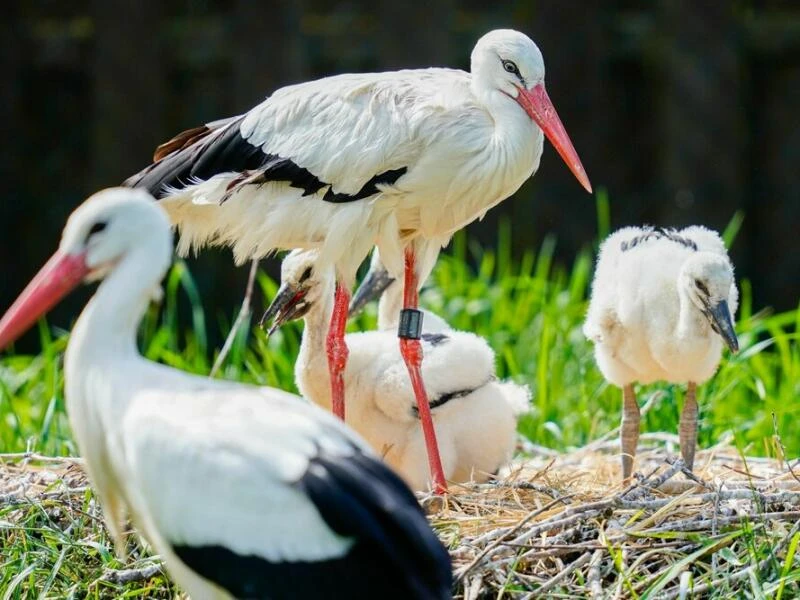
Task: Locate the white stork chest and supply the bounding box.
[390,107,542,240]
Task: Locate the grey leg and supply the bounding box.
[620,384,640,481]
[679,382,699,471]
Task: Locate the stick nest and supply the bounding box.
[430,434,800,599]
[2,434,799,599]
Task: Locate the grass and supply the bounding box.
[0,201,798,597]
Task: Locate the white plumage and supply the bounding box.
[0,189,451,600]
[583,225,739,479]
[125,27,590,494]
[264,250,529,492]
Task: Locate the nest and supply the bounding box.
[2,437,799,599]
[431,434,800,599]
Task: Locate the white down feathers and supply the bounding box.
[584,225,738,386]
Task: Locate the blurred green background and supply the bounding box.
[2,1,799,349]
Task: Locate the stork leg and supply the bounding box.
[620,384,640,481]
[399,248,447,495]
[679,382,698,471]
[326,282,350,420]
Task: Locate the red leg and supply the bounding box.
[326,282,350,420]
[399,248,448,494]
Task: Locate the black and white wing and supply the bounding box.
[121,386,452,600]
[124,69,472,203]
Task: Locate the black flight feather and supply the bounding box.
[172,448,452,600]
[125,117,407,204]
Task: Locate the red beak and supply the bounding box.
[0,251,89,351]
[516,83,592,194]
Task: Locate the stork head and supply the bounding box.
[261,249,331,335]
[680,252,739,353]
[0,188,171,350]
[471,29,592,194]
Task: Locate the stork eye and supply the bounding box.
[299,266,313,283]
[502,59,520,75]
[86,221,107,241]
[695,279,709,295]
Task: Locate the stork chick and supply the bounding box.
[264,250,529,492]
[126,28,593,493]
[0,189,451,600]
[583,226,739,480]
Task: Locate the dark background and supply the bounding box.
[2,1,799,345]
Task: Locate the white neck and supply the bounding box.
[467,82,542,213]
[66,242,168,370]
[377,282,403,330]
[471,82,539,144]
[676,282,707,342]
[296,278,336,399]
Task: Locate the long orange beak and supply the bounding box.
[0,251,89,351]
[516,83,592,193]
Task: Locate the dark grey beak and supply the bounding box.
[260,283,309,336]
[705,299,739,353]
[348,263,395,317]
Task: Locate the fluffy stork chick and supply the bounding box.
[349,247,450,333]
[583,225,739,480]
[0,189,451,600]
[264,250,529,492]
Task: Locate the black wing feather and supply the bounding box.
[172,449,452,600]
[124,116,408,203]
[298,450,452,599]
[123,117,264,197]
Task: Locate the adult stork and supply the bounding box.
[125,28,592,493]
[263,250,529,491]
[583,226,739,480]
[0,188,452,600]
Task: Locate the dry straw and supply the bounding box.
[2,434,799,598]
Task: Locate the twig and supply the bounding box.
[482,480,567,500]
[617,488,800,510]
[669,457,714,490]
[463,573,483,600]
[588,549,604,599]
[100,563,163,584]
[623,459,684,501]
[210,259,258,378]
[0,487,91,506]
[635,511,800,535]
[0,452,83,465]
[520,551,592,598]
[454,495,572,583]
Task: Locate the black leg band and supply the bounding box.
[398,308,423,339]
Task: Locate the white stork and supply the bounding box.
[0,188,452,600]
[263,250,529,491]
[125,28,592,493]
[583,225,739,480]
